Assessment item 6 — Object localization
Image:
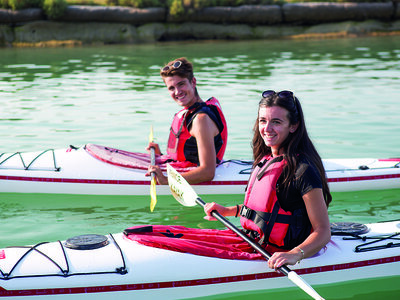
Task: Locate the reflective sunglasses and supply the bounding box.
[161,60,183,72]
[262,90,296,105]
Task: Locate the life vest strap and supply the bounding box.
[256,156,284,180]
[240,204,305,245]
[259,201,281,245]
[240,205,302,226]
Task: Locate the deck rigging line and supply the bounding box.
[0,149,61,172]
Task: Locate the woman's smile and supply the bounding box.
[258,106,294,156]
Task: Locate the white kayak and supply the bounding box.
[0,144,399,197]
[0,220,399,299]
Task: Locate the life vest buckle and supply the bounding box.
[240,205,253,219]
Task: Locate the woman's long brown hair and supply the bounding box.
[252,92,332,207]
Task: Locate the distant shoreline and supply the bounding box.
[1,3,399,47]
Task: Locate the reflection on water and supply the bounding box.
[1,37,400,159]
[0,193,177,248]
[329,188,400,223]
[1,37,400,251]
[0,188,399,248]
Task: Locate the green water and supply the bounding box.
[0,188,399,249]
[0,36,400,298]
[1,35,399,241]
[196,276,400,299]
[2,36,400,158]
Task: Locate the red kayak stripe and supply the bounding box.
[1,173,400,186]
[0,175,149,185]
[1,255,399,297]
[0,175,246,186]
[326,173,400,183]
[378,158,400,162]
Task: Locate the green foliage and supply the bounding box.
[105,0,163,7]
[105,0,118,5]
[66,0,103,4]
[0,0,9,8]
[43,0,67,19]
[8,0,43,10]
[2,0,390,13]
[169,0,184,16]
[118,0,162,8]
[163,0,288,18]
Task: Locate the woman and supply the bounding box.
[204,90,331,270]
[146,57,228,185]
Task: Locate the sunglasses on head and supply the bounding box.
[262,90,296,104]
[161,60,183,72]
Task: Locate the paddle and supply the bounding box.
[167,164,325,300]
[149,126,157,212]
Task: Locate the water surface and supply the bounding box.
[1,36,399,251]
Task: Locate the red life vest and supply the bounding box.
[240,155,310,249]
[165,97,227,166]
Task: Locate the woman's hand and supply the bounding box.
[203,202,239,221]
[268,248,303,270]
[268,188,330,270]
[204,202,226,221]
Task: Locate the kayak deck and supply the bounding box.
[0,144,400,195]
[0,220,399,299]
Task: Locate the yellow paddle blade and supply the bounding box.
[150,176,157,212]
[149,126,157,212]
[149,125,154,143]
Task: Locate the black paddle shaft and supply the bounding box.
[196,197,291,276]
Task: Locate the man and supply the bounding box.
[146,57,228,184]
